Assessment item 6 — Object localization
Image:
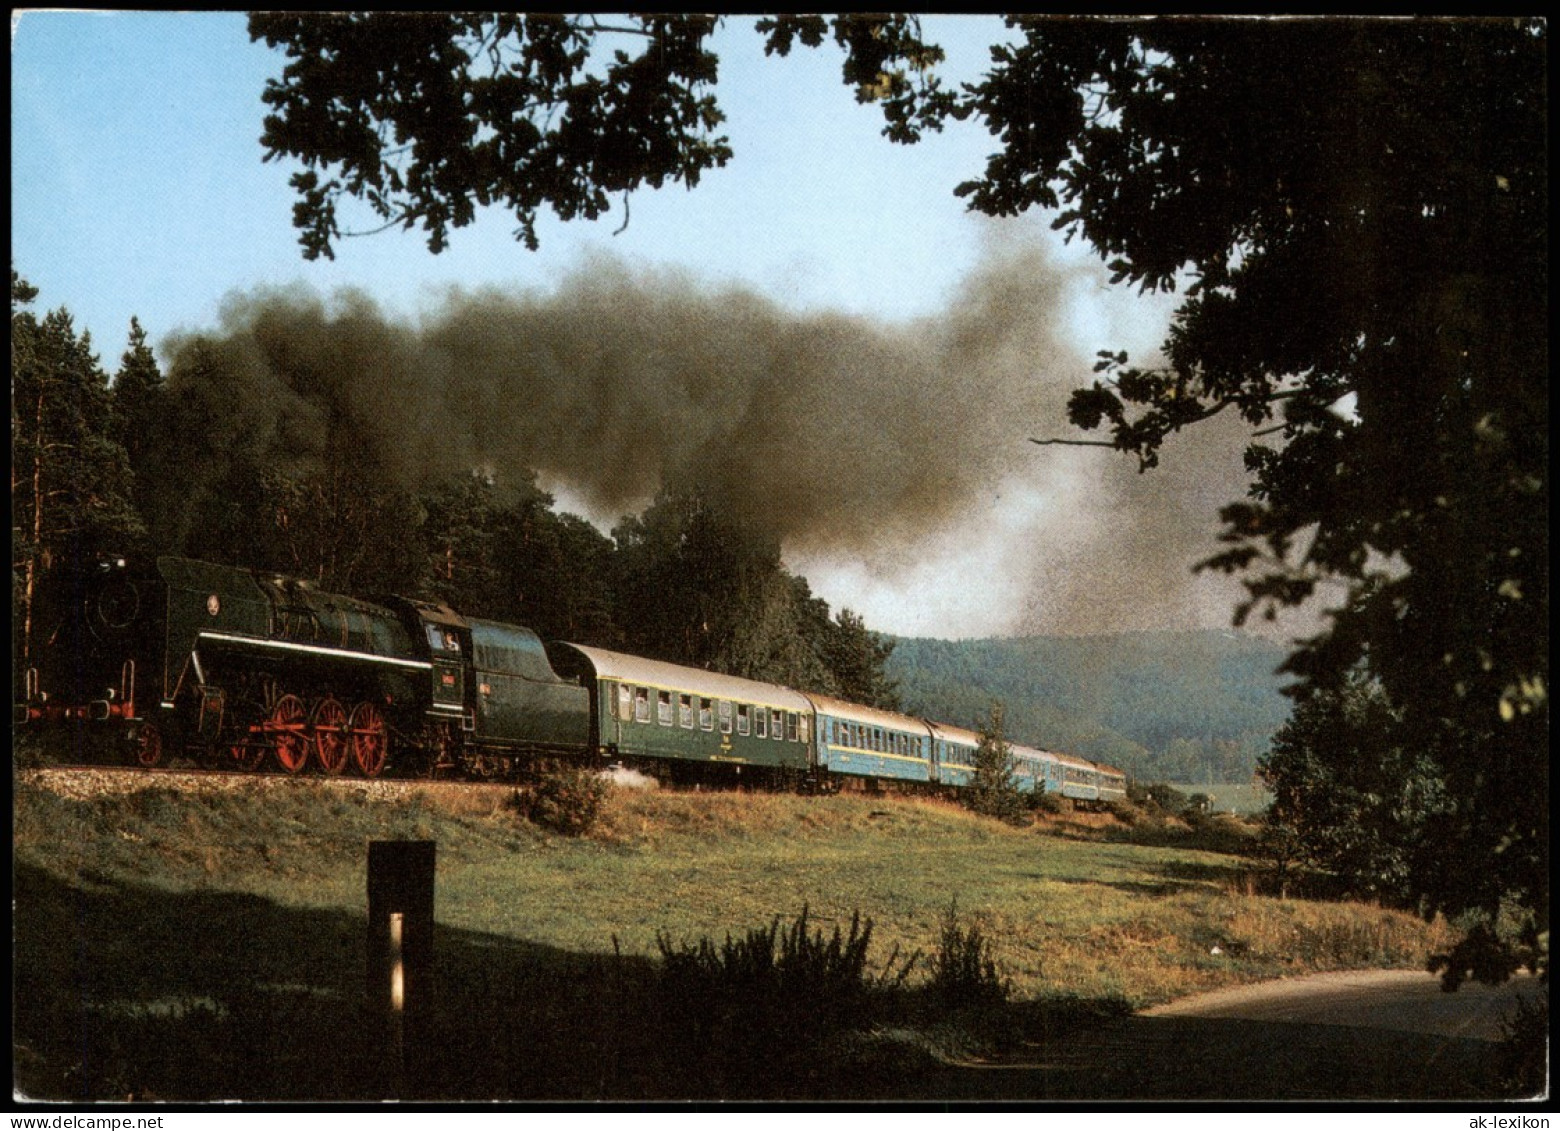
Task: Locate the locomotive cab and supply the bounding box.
[398,599,473,725]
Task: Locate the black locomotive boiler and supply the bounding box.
[16,555,588,777]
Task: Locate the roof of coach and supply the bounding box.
[549,642,812,713]
[1051,748,1101,772]
[1009,741,1060,765]
[925,719,983,747]
[802,693,934,736]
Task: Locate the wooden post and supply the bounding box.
[367,840,435,1098]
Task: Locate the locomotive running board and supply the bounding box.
[197,632,434,671]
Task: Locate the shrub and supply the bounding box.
[512,765,607,836]
[926,904,1009,1008]
[653,906,916,1094]
[1105,797,1141,825]
[1143,782,1190,813]
[1497,994,1548,1097]
[1029,789,1065,816]
[656,906,913,1033]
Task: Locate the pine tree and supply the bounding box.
[966,702,1027,825]
[12,275,143,664]
[108,316,165,523]
[820,607,901,711]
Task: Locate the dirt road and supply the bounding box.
[909,970,1543,1102]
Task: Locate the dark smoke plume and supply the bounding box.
[160,235,1265,636]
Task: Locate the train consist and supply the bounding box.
[15,555,1127,804]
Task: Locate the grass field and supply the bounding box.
[12,769,1451,1101]
[1165,782,1273,815]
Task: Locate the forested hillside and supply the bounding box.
[887,632,1292,783]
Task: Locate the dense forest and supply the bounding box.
[889,631,1290,783]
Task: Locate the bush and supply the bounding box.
[1105,798,1141,825]
[926,904,1009,1009]
[1497,993,1548,1098]
[1029,789,1065,816]
[653,906,917,1094]
[1143,782,1190,813]
[511,765,607,836]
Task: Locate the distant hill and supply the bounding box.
[884,630,1294,783]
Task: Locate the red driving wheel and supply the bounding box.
[269,694,310,774]
[311,697,350,775]
[349,701,389,778]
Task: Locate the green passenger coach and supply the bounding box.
[547,643,813,778]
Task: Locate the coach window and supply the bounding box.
[699,697,714,731]
[658,691,673,726]
[617,683,633,722]
[679,693,694,729]
[773,711,784,741]
[786,712,798,742]
[634,687,650,724]
[719,699,733,734]
[798,716,809,743]
[737,704,751,736]
[756,706,768,739]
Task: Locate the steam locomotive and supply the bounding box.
[15,555,1127,804]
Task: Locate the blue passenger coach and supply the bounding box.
[926,720,982,789]
[1010,742,1064,796]
[805,693,934,787]
[1054,749,1103,802]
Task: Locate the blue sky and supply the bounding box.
[13,12,1288,640]
[14,13,1058,346]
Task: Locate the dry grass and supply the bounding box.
[13,768,1459,1100]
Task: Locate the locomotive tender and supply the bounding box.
[15,554,1127,804]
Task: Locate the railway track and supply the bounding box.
[18,761,522,802]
